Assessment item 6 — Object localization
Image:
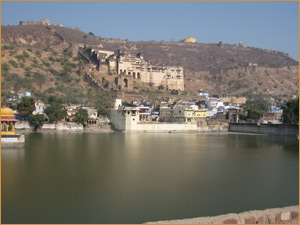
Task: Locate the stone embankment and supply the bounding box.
[145,205,299,224]
[229,123,299,136]
[15,122,113,132]
[16,122,83,131]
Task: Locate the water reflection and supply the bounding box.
[1,133,299,224]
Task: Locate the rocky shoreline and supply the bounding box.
[145,205,299,224]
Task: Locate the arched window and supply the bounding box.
[124,78,128,88]
[128,72,131,75]
[133,72,136,79]
[120,69,123,74]
[137,72,140,79]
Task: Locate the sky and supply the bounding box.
[1,1,299,60]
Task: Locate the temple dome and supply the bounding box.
[1,106,15,118]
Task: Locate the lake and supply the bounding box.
[1,132,299,223]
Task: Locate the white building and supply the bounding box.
[110,100,197,132]
[205,97,224,109]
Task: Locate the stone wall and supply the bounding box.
[145,205,299,224]
[15,122,83,131]
[197,124,229,132]
[132,122,198,132]
[41,123,56,130]
[1,134,25,147]
[229,123,299,136]
[15,122,32,130]
[52,122,83,131]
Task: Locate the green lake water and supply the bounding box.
[1,132,299,223]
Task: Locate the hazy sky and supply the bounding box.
[1,1,299,60]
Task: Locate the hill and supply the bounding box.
[1,23,299,104]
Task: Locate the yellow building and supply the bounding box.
[183,36,197,43]
[1,106,17,135]
[194,109,207,119]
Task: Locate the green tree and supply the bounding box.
[75,108,88,124]
[17,97,35,117]
[282,98,299,124]
[44,96,67,123]
[241,94,271,120]
[158,85,164,90]
[29,114,45,131]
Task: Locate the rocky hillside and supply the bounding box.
[1,24,299,103]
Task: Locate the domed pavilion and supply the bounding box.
[1,105,17,135]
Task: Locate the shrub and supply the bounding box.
[2,63,10,74]
[170,90,178,95]
[5,73,19,82]
[24,71,32,77]
[104,80,109,88]
[15,54,26,62]
[23,51,30,58]
[33,72,46,84]
[63,49,73,57]
[9,50,17,56]
[42,60,50,67]
[47,87,55,93]
[49,68,58,75]
[49,48,58,56]
[63,64,72,73]
[48,56,55,62]
[158,85,164,90]
[35,50,41,57]
[25,66,32,71]
[3,45,14,50]
[58,71,72,83]
[8,60,18,68]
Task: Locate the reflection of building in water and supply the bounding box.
[1,105,25,147]
[90,48,185,91]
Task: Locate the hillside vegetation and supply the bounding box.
[1,44,90,103]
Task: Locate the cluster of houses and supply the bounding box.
[110,92,244,131]
[110,90,285,132]
[5,89,284,133]
[111,94,242,129]
[6,91,103,125]
[32,101,103,125]
[6,91,32,103]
